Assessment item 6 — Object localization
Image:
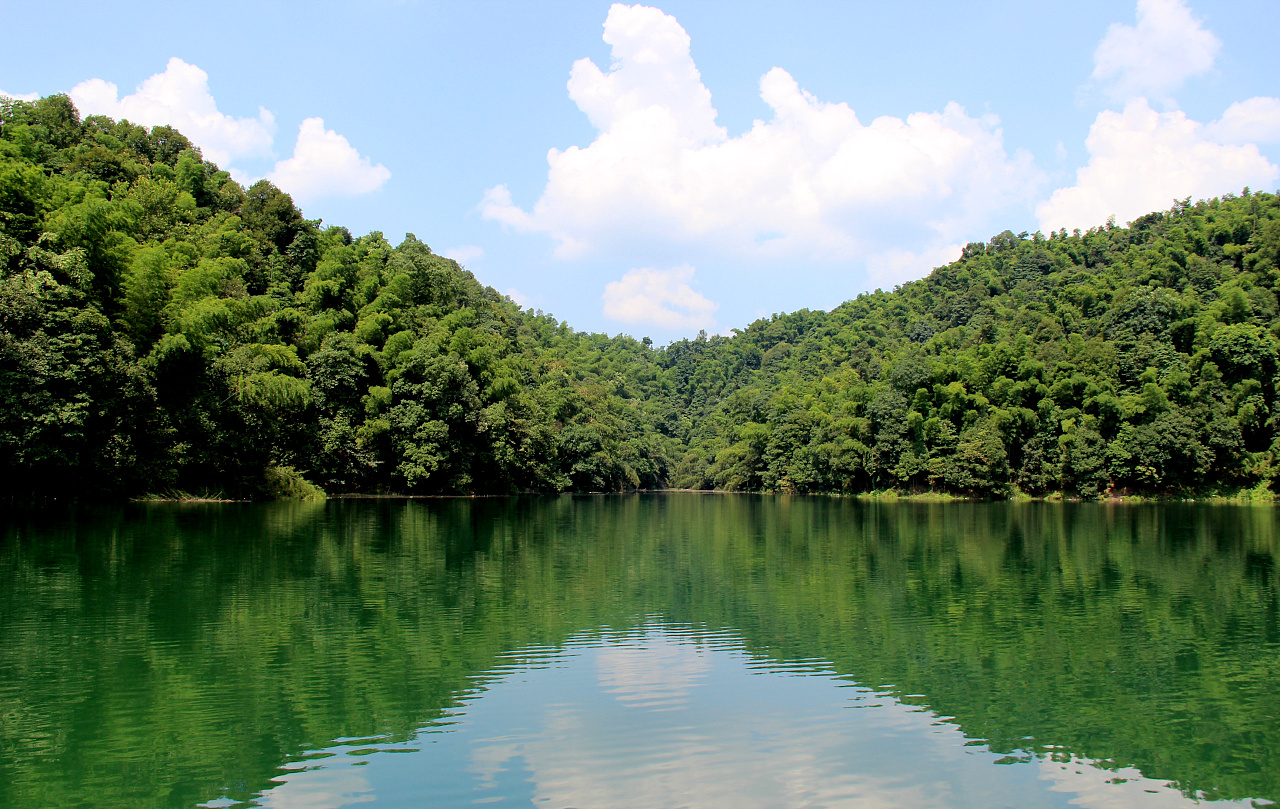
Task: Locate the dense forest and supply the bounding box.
[3,94,1280,499]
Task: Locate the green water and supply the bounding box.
[1,495,1277,808]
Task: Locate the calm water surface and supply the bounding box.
[1,495,1277,808]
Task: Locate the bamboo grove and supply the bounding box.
[3,95,1280,499]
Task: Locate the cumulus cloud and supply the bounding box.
[0,89,39,102]
[483,3,1040,274]
[68,59,389,202]
[1091,0,1220,102]
[266,118,391,203]
[69,58,275,166]
[1037,99,1278,232]
[602,264,718,330]
[1205,96,1280,144]
[1040,1,1280,233]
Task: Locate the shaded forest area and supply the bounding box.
[3,95,1280,499]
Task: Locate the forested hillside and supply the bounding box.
[0,95,672,498]
[665,193,1280,497]
[3,95,1279,499]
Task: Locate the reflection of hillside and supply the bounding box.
[687,500,1280,802]
[0,497,1277,808]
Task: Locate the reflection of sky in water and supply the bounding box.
[244,623,1265,809]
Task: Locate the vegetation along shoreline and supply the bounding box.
[3,95,1280,503]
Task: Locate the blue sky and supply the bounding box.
[3,0,1279,342]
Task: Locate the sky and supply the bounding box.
[2,0,1279,343]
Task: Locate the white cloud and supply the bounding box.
[1091,0,1220,102]
[602,264,718,330]
[0,89,39,102]
[482,3,1040,274]
[67,59,389,204]
[865,243,964,291]
[505,288,531,308]
[266,118,391,203]
[69,57,275,166]
[444,245,486,264]
[1045,4,1280,234]
[1205,96,1280,144]
[1037,99,1278,232]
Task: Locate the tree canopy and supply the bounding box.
[3,95,1280,499]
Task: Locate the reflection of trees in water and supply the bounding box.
[0,497,1276,808]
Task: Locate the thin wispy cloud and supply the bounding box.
[444,245,486,265]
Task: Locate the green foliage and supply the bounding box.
[260,464,325,500]
[0,98,678,498]
[3,96,1280,499]
[657,188,1280,499]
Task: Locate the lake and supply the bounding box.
[1,495,1277,808]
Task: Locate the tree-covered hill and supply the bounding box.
[0,95,671,498]
[2,94,1279,499]
[663,193,1280,498]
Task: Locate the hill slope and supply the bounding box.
[659,196,1280,497]
[0,96,671,498]
[2,95,1279,499]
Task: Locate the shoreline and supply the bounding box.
[126,487,1279,504]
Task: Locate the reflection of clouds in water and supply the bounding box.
[257,769,374,809]
[580,715,974,804]
[1038,756,1258,809]
[253,625,1269,809]
[513,711,956,809]
[531,765,932,809]
[471,626,981,809]
[596,630,712,709]
[469,741,523,789]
